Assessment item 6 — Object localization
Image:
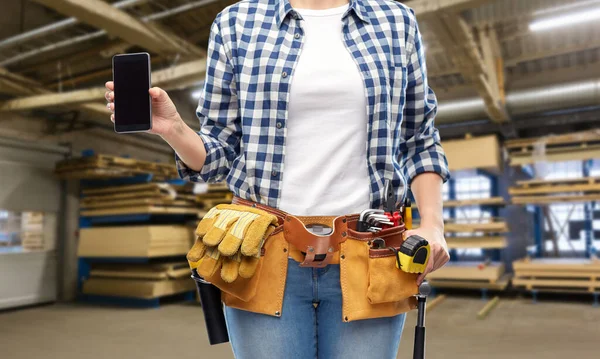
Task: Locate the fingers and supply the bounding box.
[110,114,115,123]
[105,91,114,102]
[105,81,114,91]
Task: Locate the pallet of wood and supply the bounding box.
[505,130,600,166]
[428,262,505,283]
[78,225,194,258]
[446,236,507,249]
[444,218,508,234]
[195,183,234,209]
[513,258,600,293]
[510,177,600,204]
[82,262,195,299]
[21,232,45,250]
[443,197,505,208]
[79,182,200,217]
[21,211,45,250]
[55,154,178,181]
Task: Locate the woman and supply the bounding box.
[106,0,450,358]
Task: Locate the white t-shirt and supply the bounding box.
[278,4,371,216]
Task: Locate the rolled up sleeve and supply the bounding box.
[399,11,450,185]
[176,16,241,183]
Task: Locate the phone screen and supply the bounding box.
[113,53,152,132]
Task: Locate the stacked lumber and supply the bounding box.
[443,197,505,208]
[82,262,195,298]
[428,262,510,290]
[196,183,234,211]
[510,177,600,204]
[505,130,600,166]
[55,154,178,181]
[80,182,200,217]
[444,217,508,249]
[78,225,193,258]
[513,258,600,293]
[20,212,45,250]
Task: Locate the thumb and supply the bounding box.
[149,87,167,100]
[403,229,418,239]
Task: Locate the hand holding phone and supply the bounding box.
[108,53,182,135]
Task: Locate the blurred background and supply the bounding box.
[0,0,599,358]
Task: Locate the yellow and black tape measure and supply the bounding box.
[395,235,430,274]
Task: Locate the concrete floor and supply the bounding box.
[1,297,598,359]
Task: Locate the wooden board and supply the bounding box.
[442,135,502,173]
[511,194,600,204]
[513,278,600,292]
[446,236,507,249]
[444,221,508,233]
[429,274,511,290]
[505,130,600,150]
[82,277,195,299]
[81,199,192,210]
[509,145,600,166]
[56,154,178,180]
[515,177,600,187]
[82,190,167,202]
[78,225,193,257]
[427,262,505,283]
[513,258,600,272]
[90,262,190,280]
[443,197,505,208]
[81,183,188,196]
[80,206,199,217]
[509,183,600,196]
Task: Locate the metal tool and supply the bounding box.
[190,269,229,345]
[413,280,431,359]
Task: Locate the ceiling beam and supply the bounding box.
[32,0,195,55]
[425,13,509,123]
[479,26,505,105]
[506,40,600,67]
[407,0,494,19]
[0,60,206,112]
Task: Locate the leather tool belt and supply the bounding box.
[232,197,407,268]
[199,197,418,322]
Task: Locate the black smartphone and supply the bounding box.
[112,52,152,133]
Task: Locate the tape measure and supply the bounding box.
[394,235,430,274]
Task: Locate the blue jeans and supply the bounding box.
[224,258,406,359]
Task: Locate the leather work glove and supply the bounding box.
[186,204,278,283]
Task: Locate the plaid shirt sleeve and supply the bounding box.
[398,10,450,185]
[175,16,242,183]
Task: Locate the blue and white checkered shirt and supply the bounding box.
[177,0,450,210]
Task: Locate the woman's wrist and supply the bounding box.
[160,114,187,142]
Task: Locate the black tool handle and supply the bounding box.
[413,326,426,359]
[191,269,230,345]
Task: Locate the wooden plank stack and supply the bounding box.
[428,262,510,290]
[55,154,179,181]
[513,258,600,293]
[196,182,234,213]
[444,216,508,250]
[80,182,199,217]
[78,225,194,258]
[82,262,196,298]
[510,177,600,204]
[21,212,45,250]
[505,130,600,166]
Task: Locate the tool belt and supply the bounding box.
[193,197,418,322]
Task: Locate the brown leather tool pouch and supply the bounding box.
[340,227,418,322]
[204,227,289,317]
[367,247,419,304]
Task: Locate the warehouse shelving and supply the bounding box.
[509,156,600,306]
[427,168,512,299]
